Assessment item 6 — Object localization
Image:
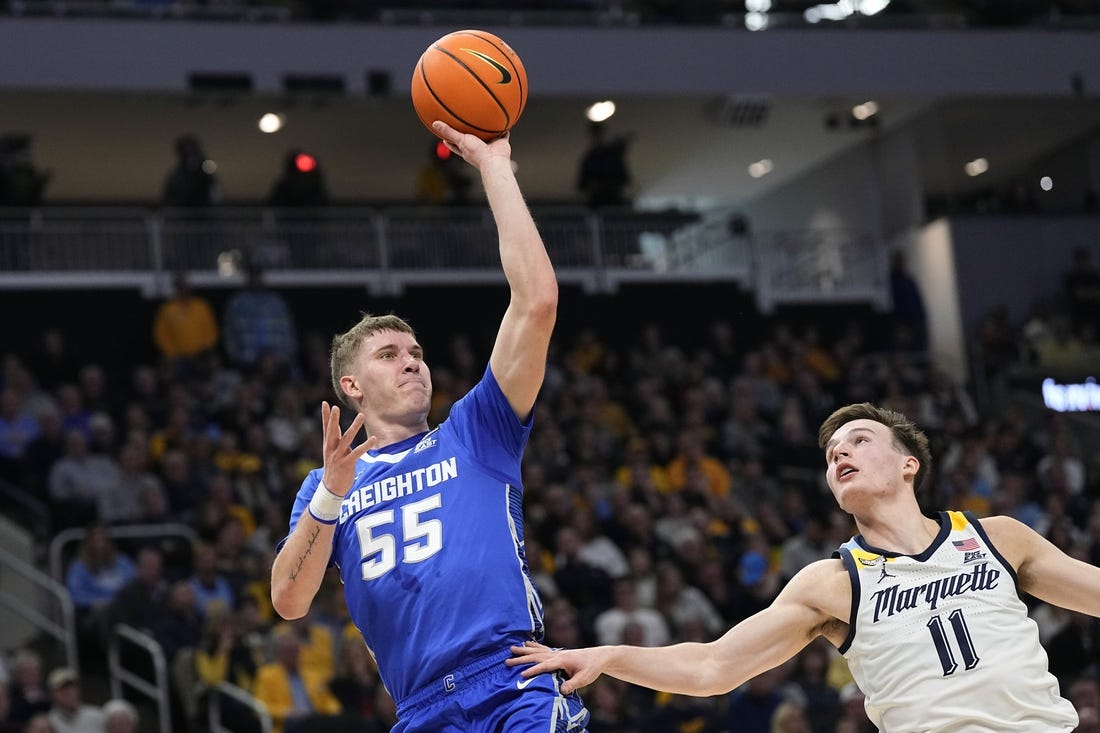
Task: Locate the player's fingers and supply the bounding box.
[516,661,549,677]
[432,120,460,144]
[443,140,463,158]
[506,648,538,665]
[508,643,545,659]
[325,403,342,450]
[351,434,377,459]
[340,412,365,448]
[562,670,596,695]
[320,401,332,444]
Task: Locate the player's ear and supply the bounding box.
[901,455,920,482]
[340,375,362,400]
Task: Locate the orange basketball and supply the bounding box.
[410,29,528,142]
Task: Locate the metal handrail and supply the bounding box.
[0,206,890,308]
[109,623,171,733]
[0,544,79,674]
[49,522,199,581]
[0,207,742,269]
[0,478,51,542]
[208,681,273,733]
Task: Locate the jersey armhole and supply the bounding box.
[836,548,861,654]
[963,510,1021,591]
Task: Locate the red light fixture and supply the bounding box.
[295,153,317,173]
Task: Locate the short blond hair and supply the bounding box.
[330,313,417,407]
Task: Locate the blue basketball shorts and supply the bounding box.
[392,648,590,733]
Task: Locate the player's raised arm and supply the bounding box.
[433,121,557,420]
[271,402,374,619]
[981,515,1100,617]
[508,558,850,696]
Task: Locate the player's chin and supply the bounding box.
[409,392,432,414]
[829,484,855,512]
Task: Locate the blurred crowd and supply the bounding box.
[978,245,1100,385]
[0,265,1098,733]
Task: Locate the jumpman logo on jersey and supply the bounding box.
[877,560,895,584]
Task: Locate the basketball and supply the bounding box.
[410,29,528,142]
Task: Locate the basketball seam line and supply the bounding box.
[427,44,511,131]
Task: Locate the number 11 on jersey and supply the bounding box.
[926,609,980,676]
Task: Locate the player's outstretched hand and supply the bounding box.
[320,401,375,496]
[506,641,606,695]
[433,120,511,170]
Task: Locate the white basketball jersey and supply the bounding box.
[835,511,1077,733]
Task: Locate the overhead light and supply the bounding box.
[964,158,989,177]
[748,159,774,178]
[745,11,769,30]
[824,107,879,131]
[805,0,890,23]
[1040,176,1054,191]
[851,101,879,120]
[744,1,770,31]
[585,101,616,123]
[258,112,285,133]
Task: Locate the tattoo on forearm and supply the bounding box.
[288,525,322,582]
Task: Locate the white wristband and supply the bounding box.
[308,482,344,524]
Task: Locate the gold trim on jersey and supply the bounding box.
[849,547,895,567]
[947,510,969,532]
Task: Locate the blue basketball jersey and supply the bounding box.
[284,367,544,704]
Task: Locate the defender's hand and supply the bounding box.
[506,641,607,695]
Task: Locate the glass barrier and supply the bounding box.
[0,206,887,308]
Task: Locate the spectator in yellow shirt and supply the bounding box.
[253,633,340,733]
[194,609,258,691]
[665,429,731,499]
[272,616,335,685]
[153,271,218,377]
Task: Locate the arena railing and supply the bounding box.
[5,0,293,21]
[109,623,171,733]
[0,478,51,547]
[0,544,79,675]
[208,681,274,733]
[753,227,890,313]
[0,206,887,307]
[48,521,199,581]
